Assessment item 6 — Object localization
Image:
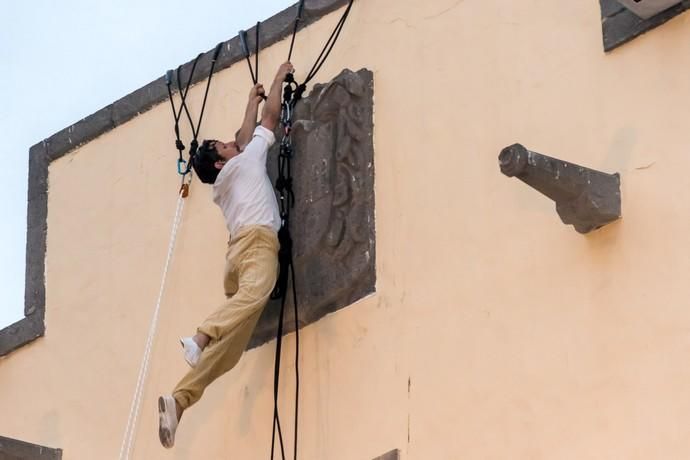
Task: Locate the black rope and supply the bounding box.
[304,0,353,85]
[255,22,261,84]
[165,70,186,174]
[270,286,288,460]
[287,0,305,62]
[239,30,256,84]
[268,237,300,460]
[166,54,202,176]
[196,43,223,137]
[271,75,300,301]
[269,2,355,458]
[240,24,267,100]
[290,259,300,460]
[176,55,203,140]
[270,80,299,460]
[165,43,224,179]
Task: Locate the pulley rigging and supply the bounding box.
[260,1,356,459]
[164,42,224,193]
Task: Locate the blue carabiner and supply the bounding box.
[177,158,187,175]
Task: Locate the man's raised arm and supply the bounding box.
[236,83,265,150]
[261,62,294,132]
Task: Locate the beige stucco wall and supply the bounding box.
[3,0,690,458]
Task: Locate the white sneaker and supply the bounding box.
[179,337,201,368]
[158,395,178,449]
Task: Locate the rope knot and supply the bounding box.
[294,84,307,101]
[189,139,199,157]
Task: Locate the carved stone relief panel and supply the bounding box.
[249,68,375,348]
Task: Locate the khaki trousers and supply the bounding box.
[173,225,279,410]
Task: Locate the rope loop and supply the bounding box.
[166,43,223,181]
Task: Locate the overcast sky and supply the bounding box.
[0,0,295,329]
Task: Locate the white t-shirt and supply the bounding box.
[212,125,281,237]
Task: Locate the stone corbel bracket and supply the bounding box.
[499,144,621,233]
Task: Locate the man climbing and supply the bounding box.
[158,61,295,449]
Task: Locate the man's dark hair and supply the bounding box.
[192,139,222,184]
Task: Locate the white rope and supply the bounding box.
[118,187,188,460]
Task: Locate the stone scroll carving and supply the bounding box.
[248,68,376,348]
[499,143,621,234]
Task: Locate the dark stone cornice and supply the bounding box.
[0,435,62,459]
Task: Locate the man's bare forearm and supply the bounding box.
[261,62,294,132]
[236,99,260,149]
[261,77,283,131]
